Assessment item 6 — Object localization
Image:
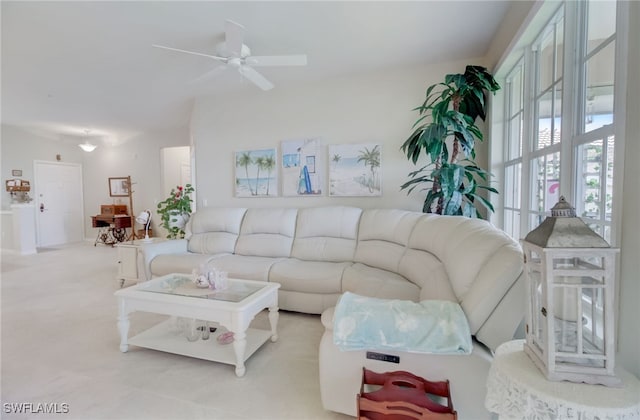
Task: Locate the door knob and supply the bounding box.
[40,203,45,212]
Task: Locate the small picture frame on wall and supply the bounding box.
[109,177,130,197]
[12,170,22,177]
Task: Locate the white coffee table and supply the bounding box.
[114,273,280,377]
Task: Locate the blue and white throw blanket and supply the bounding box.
[333,292,472,354]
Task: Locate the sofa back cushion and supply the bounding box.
[235,208,298,257]
[186,207,247,254]
[408,214,524,333]
[291,206,362,262]
[354,209,423,274]
[399,249,456,302]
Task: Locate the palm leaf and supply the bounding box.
[401,65,500,218]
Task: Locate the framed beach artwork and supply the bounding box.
[234,148,278,197]
[281,138,324,196]
[329,143,382,196]
[108,176,130,197]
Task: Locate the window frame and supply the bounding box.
[492,0,627,247]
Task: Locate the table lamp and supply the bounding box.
[135,210,153,243]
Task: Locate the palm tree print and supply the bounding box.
[235,149,278,197]
[332,154,341,170]
[262,155,276,195]
[357,145,380,193]
[254,156,266,195]
[237,152,255,196]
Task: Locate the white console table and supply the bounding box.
[485,340,640,420]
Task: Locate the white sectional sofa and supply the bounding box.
[140,206,525,418]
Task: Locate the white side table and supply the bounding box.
[116,239,163,286]
[485,340,640,419]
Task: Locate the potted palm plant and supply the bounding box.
[156,184,194,239]
[401,65,500,218]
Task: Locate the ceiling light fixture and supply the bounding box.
[78,129,97,152]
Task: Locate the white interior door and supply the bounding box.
[34,161,84,247]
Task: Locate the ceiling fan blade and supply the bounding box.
[238,66,274,91]
[247,55,308,67]
[225,20,245,57]
[188,65,227,85]
[152,44,227,62]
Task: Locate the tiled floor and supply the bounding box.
[1,242,350,419]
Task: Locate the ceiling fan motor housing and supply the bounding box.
[216,42,251,59]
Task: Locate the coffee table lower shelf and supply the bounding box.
[128,319,272,367]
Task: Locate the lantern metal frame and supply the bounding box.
[521,197,620,387]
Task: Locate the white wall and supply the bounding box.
[617,0,640,378]
[161,146,191,198]
[81,127,190,239]
[1,125,85,210]
[485,1,538,71]
[1,125,85,249]
[156,146,191,238]
[191,59,488,212]
[0,124,189,247]
[1,211,14,251]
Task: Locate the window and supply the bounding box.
[495,0,622,244]
[529,10,564,230]
[503,62,524,238]
[573,0,617,240]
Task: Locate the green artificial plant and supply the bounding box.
[156,184,194,239]
[401,65,500,218]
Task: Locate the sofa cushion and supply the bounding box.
[150,253,219,277]
[207,255,282,281]
[342,263,420,301]
[278,290,342,315]
[269,258,351,294]
[235,208,297,257]
[399,249,456,302]
[186,207,247,254]
[354,209,423,273]
[291,206,362,262]
[408,214,524,333]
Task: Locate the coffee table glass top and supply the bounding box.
[139,274,264,303]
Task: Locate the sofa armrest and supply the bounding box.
[321,306,335,330]
[474,271,526,352]
[139,239,188,281]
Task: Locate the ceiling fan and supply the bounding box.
[153,20,307,91]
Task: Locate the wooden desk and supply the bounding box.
[92,214,132,246]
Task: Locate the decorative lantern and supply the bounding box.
[522,197,620,386]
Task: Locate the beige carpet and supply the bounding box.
[1,242,350,420]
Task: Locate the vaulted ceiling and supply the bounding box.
[1,1,513,144]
